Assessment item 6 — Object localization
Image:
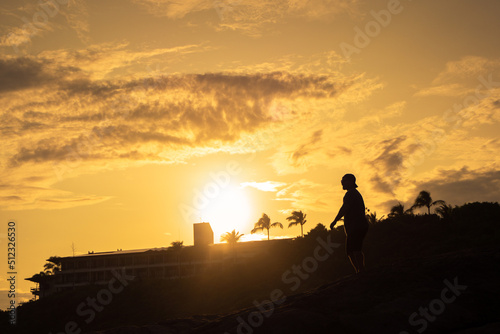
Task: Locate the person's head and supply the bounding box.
[341,173,358,190]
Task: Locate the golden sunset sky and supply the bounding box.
[1,0,500,308]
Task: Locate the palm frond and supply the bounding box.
[221,229,244,243]
[251,226,264,234]
[271,222,283,229]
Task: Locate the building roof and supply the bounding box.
[56,247,171,261]
[53,238,294,261]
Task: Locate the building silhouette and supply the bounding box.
[193,222,213,247]
[26,223,291,299]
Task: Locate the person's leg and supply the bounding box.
[353,251,365,272]
[347,228,367,273]
[347,251,359,273]
[353,225,368,273]
[346,236,359,273]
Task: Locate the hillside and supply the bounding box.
[189,245,500,334]
[2,202,500,334]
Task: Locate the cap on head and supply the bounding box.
[342,173,358,188]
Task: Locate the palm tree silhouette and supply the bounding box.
[251,213,283,240]
[220,230,244,262]
[365,208,384,224]
[435,202,454,220]
[286,210,307,237]
[388,202,412,218]
[169,241,183,278]
[411,190,445,215]
[44,256,61,275]
[220,229,244,245]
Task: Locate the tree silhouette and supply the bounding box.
[43,256,61,275]
[387,202,412,218]
[305,223,328,239]
[365,208,384,224]
[169,241,184,278]
[251,213,283,240]
[286,210,307,237]
[220,230,244,263]
[435,202,454,221]
[411,190,445,215]
[220,230,244,245]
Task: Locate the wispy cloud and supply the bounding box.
[415,56,500,97]
[134,0,359,19]
[290,129,323,165]
[367,136,408,196]
[132,0,360,36]
[276,179,334,212]
[414,83,473,97]
[432,56,500,85]
[0,181,112,210]
[0,0,85,50]
[38,42,211,80]
[132,0,214,19]
[241,181,287,192]
[60,0,91,44]
[214,0,360,36]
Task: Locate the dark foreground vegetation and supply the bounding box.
[2,202,500,334]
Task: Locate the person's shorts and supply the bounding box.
[345,225,368,254]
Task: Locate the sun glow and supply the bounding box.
[200,185,252,242]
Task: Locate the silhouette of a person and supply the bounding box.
[330,174,369,273]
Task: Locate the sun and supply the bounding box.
[200,185,252,242]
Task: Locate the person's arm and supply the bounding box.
[330,193,352,229]
[330,205,346,229]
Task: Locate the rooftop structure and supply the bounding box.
[193,222,214,247]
